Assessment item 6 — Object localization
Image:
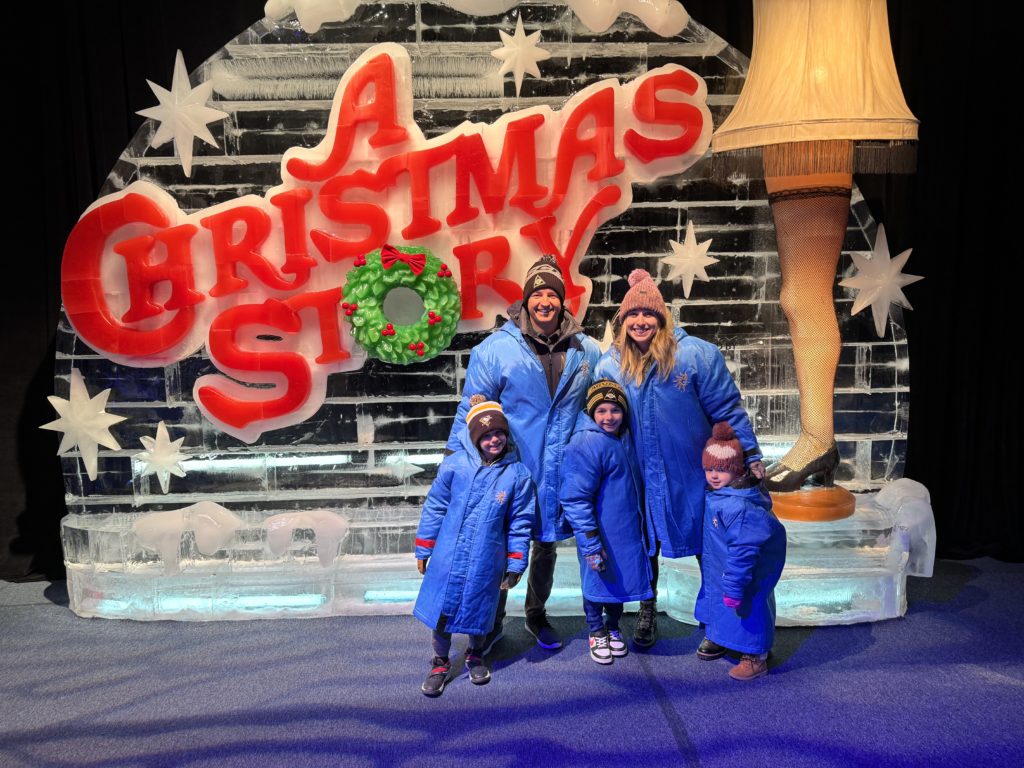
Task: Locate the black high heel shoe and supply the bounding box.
[764,442,840,493]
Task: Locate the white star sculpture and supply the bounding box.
[839,224,923,338]
[136,50,229,177]
[664,220,718,298]
[40,369,125,481]
[135,421,188,494]
[491,16,551,97]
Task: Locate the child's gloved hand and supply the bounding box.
[585,549,607,572]
[500,571,522,590]
[723,594,742,609]
[417,558,428,575]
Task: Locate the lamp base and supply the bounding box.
[771,486,856,522]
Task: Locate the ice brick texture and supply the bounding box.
[56,5,909,549]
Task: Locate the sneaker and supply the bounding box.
[465,651,491,685]
[696,637,727,660]
[525,615,562,649]
[480,625,505,656]
[633,599,657,648]
[607,629,628,657]
[421,656,451,697]
[588,629,613,664]
[729,654,768,681]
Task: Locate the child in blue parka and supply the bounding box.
[560,380,654,664]
[694,422,787,681]
[414,396,535,697]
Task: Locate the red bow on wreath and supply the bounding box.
[381,244,426,275]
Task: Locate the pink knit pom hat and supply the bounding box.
[617,269,669,322]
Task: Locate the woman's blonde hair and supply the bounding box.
[615,313,678,386]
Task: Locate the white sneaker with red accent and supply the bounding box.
[589,629,613,664]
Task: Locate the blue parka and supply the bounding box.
[560,414,654,604]
[594,327,761,558]
[413,429,535,637]
[694,481,786,655]
[447,311,601,542]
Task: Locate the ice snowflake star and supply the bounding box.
[136,50,229,178]
[135,421,188,494]
[40,369,125,482]
[839,224,923,338]
[491,16,551,97]
[664,220,718,298]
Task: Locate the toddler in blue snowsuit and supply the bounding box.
[560,380,654,664]
[694,422,787,680]
[414,395,535,697]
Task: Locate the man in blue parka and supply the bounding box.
[446,255,601,650]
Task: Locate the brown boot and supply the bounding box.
[729,654,768,681]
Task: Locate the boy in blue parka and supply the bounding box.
[414,396,535,697]
[694,423,787,681]
[560,380,654,664]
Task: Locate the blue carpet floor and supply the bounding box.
[1,558,1022,768]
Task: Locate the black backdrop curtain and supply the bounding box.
[2,1,1015,579]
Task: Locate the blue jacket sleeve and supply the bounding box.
[721,501,775,599]
[559,436,604,557]
[446,345,501,453]
[693,341,762,463]
[415,457,455,559]
[505,467,535,574]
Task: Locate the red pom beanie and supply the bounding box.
[702,422,745,475]
[618,269,669,322]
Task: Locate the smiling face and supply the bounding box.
[705,468,736,490]
[478,429,508,459]
[527,288,562,334]
[623,308,661,352]
[592,403,624,435]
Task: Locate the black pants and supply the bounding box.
[493,540,557,628]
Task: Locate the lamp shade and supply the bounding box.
[712,0,918,152]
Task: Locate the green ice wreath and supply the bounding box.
[341,244,461,365]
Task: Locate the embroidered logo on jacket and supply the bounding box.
[674,372,689,391]
[580,361,589,378]
[495,491,507,503]
[712,517,718,528]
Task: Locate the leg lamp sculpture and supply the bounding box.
[712,0,918,520]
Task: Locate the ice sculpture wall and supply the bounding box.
[56,3,915,620]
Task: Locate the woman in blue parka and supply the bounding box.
[561,382,654,661]
[415,398,535,693]
[594,269,763,647]
[695,422,786,681]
